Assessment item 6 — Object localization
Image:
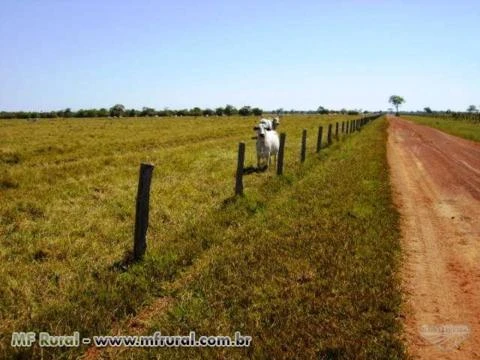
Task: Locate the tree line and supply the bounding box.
[0,104,265,119]
[0,104,373,120]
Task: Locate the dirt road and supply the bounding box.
[387,116,480,359]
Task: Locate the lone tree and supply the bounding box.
[467,105,478,113]
[388,95,405,116]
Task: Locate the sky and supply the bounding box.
[0,0,479,112]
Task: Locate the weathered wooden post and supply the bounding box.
[335,122,339,139]
[133,163,154,261]
[301,129,307,163]
[235,142,245,196]
[341,121,345,133]
[327,124,332,145]
[316,126,323,153]
[277,133,286,175]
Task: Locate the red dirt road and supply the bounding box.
[387,117,480,359]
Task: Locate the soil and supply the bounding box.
[387,116,480,359]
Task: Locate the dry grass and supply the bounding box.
[0,115,404,359]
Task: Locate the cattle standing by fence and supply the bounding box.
[234,113,381,198]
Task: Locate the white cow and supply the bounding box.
[254,123,280,169]
[259,117,280,131]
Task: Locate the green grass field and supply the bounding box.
[0,115,405,359]
[402,115,480,142]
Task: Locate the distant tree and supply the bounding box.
[275,108,284,115]
[252,107,263,116]
[388,95,405,116]
[141,107,156,116]
[238,106,252,116]
[340,108,347,114]
[224,104,238,116]
[424,107,433,113]
[98,108,108,117]
[64,108,72,118]
[317,106,329,114]
[203,108,214,116]
[76,109,86,118]
[467,105,478,113]
[45,111,57,118]
[190,107,202,116]
[85,109,98,117]
[110,104,125,117]
[126,108,137,117]
[215,107,224,116]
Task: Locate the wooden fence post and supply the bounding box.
[277,133,286,175]
[341,121,345,133]
[133,163,154,261]
[235,142,245,196]
[301,129,307,163]
[335,122,339,139]
[327,124,332,145]
[316,126,323,153]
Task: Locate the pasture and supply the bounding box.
[0,115,404,359]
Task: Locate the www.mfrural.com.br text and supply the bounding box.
[11,331,252,348]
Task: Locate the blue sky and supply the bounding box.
[0,0,479,112]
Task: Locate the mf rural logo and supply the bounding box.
[419,324,470,351]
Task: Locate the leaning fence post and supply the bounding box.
[316,126,323,153]
[133,163,154,261]
[277,133,286,175]
[301,129,307,163]
[235,142,245,196]
[327,124,332,145]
